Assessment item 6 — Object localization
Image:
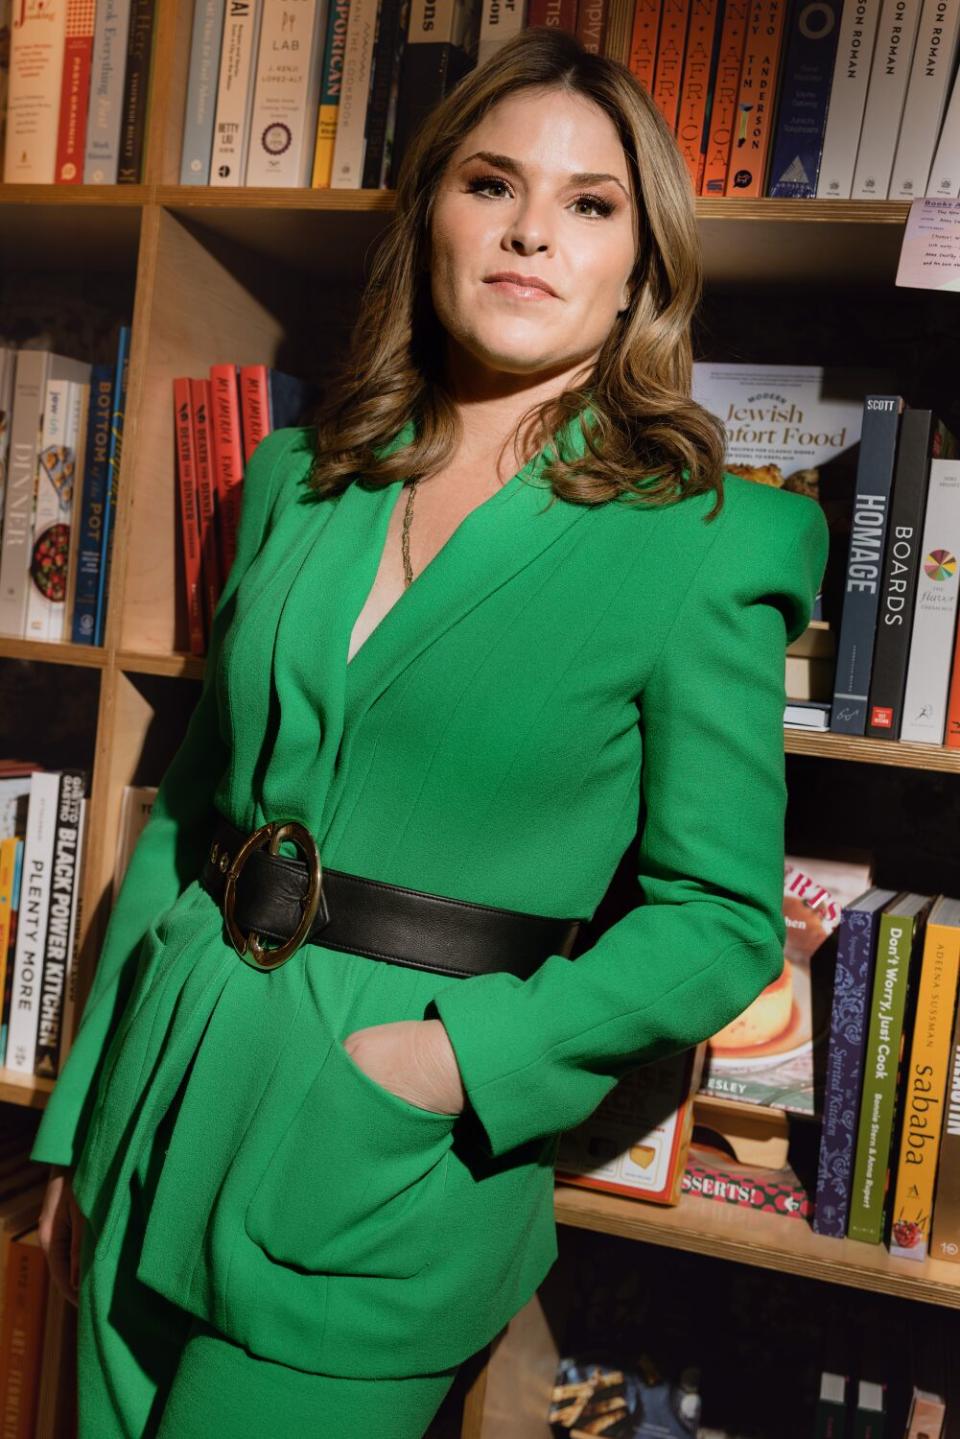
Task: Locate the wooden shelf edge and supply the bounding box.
[0,182,149,206]
[0,1069,54,1108]
[115,650,205,679]
[0,637,108,669]
[784,726,960,772]
[554,1181,960,1309]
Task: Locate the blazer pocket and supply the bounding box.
[244,1033,456,1279]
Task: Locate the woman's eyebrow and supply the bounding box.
[457,149,629,197]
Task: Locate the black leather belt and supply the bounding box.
[200,812,583,981]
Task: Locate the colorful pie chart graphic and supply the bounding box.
[924,549,957,582]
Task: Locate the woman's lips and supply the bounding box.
[483,278,558,301]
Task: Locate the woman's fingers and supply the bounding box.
[38,1169,80,1308]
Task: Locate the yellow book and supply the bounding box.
[311,0,351,188]
[889,895,960,1262]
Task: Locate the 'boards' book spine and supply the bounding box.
[866,411,957,740]
[813,886,898,1238]
[830,394,903,736]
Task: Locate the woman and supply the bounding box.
[36,26,828,1438]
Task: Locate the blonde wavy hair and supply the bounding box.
[304,26,727,516]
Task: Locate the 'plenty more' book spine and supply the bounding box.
[866,411,954,740]
[830,395,903,736]
[180,0,226,184]
[816,0,884,199]
[813,888,898,1238]
[767,0,843,199]
[5,773,59,1076]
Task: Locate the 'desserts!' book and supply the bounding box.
[698,852,873,1118]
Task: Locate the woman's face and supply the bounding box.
[429,86,639,390]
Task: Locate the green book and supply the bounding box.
[847,892,934,1245]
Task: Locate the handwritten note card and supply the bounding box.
[896,197,960,291]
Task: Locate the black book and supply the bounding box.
[34,768,87,1079]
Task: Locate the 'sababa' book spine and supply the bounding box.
[829,394,903,736]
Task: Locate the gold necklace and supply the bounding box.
[401,479,419,588]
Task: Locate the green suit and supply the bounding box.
[32,415,828,1392]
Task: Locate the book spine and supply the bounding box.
[900,458,960,743]
[173,379,207,659]
[312,0,350,186]
[700,0,750,193]
[392,0,479,181]
[0,1231,49,1439]
[889,909,960,1261]
[725,0,790,196]
[576,0,609,53]
[116,0,156,184]
[848,904,924,1244]
[238,367,272,461]
[865,411,945,740]
[70,366,113,645]
[930,981,960,1262]
[189,378,221,634]
[478,0,525,64]
[926,54,960,195]
[0,838,20,1070]
[55,0,97,184]
[766,0,843,198]
[676,0,723,191]
[331,0,382,186]
[813,900,890,1238]
[180,0,226,184]
[0,839,23,1066]
[209,0,265,187]
[4,0,68,183]
[33,769,85,1079]
[93,326,131,647]
[850,0,922,199]
[245,0,328,186]
[56,794,86,1072]
[816,0,883,198]
[84,0,134,183]
[888,0,960,200]
[829,395,903,737]
[361,0,405,188]
[652,0,692,132]
[209,364,244,578]
[6,774,59,1076]
[628,0,663,92]
[0,350,48,640]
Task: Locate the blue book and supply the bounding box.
[830,395,904,737]
[71,365,116,646]
[179,0,226,185]
[812,887,898,1239]
[94,326,132,647]
[767,0,843,198]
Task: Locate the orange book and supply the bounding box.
[699,0,750,195]
[172,379,207,659]
[628,0,662,93]
[724,0,789,197]
[651,0,692,134]
[575,0,609,54]
[0,1227,49,1439]
[209,363,245,579]
[189,378,222,634]
[675,0,723,192]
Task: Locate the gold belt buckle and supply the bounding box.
[219,819,324,971]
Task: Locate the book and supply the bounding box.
[391,0,479,185]
[71,364,115,645]
[25,375,89,643]
[887,894,960,1262]
[575,0,608,54]
[4,0,68,182]
[850,0,922,199]
[927,54,960,197]
[311,0,351,187]
[700,0,750,194]
[179,0,226,185]
[900,457,960,744]
[330,0,379,188]
[477,0,526,65]
[829,395,904,737]
[675,0,724,192]
[766,0,843,198]
[361,0,409,189]
[93,324,131,647]
[628,0,663,94]
[888,0,960,201]
[34,768,86,1079]
[84,0,135,184]
[116,0,157,184]
[816,0,883,200]
[209,0,264,187]
[5,773,60,1076]
[725,0,789,197]
[173,379,207,658]
[651,0,692,134]
[55,0,99,184]
[244,0,328,187]
[0,1226,49,1439]
[57,792,87,1071]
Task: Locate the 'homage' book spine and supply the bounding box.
[830,395,903,735]
[866,411,956,740]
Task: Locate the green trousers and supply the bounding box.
[75,1078,461,1438]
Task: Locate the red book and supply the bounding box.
[0,1228,49,1439]
[526,0,578,35]
[675,0,723,191]
[172,380,207,658]
[189,378,222,634]
[628,0,662,94]
[575,0,608,53]
[209,364,245,579]
[651,0,692,133]
[239,366,273,465]
[700,0,750,195]
[55,0,97,184]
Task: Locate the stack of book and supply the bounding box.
[0,1112,49,1439]
[0,766,89,1083]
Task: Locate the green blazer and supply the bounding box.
[31,414,828,1376]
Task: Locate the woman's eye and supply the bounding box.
[464,175,616,219]
[572,193,616,219]
[465,175,513,199]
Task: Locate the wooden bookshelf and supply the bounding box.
[3,1,959,1431]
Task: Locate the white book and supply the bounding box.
[900,459,960,744]
[927,59,960,194]
[112,785,157,902]
[25,376,88,643]
[478,0,526,65]
[58,794,87,1071]
[4,0,68,183]
[329,0,380,188]
[6,772,60,1075]
[818,0,885,198]
[210,0,265,187]
[84,0,134,184]
[850,0,923,199]
[244,0,328,186]
[889,0,960,199]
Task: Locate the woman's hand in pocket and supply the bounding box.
[343,1019,466,1115]
[38,1165,84,1307]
